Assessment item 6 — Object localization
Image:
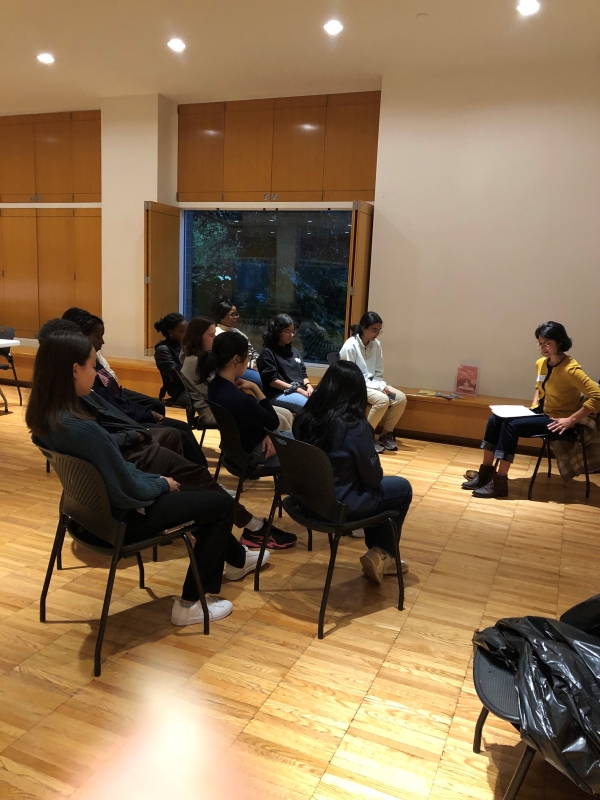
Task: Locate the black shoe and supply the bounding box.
[241,521,297,550]
[462,464,495,490]
[472,474,509,498]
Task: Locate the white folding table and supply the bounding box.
[0,338,21,413]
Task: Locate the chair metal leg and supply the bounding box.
[547,444,552,478]
[390,518,405,612]
[327,531,334,549]
[254,479,279,591]
[46,458,50,474]
[473,706,489,754]
[307,528,313,552]
[234,475,245,505]
[40,514,67,622]
[10,362,22,405]
[94,548,121,677]
[181,532,209,636]
[528,439,546,500]
[0,386,7,413]
[318,528,342,639]
[135,552,145,588]
[503,745,536,800]
[580,428,591,499]
[200,428,206,447]
[214,454,222,481]
[152,546,158,562]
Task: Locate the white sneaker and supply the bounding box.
[350,528,365,538]
[225,545,270,581]
[219,484,237,498]
[171,596,233,625]
[382,554,410,575]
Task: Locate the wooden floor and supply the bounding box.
[0,384,599,800]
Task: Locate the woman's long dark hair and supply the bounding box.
[195,330,249,384]
[26,331,93,436]
[182,316,214,358]
[351,311,382,337]
[293,361,368,451]
[263,313,294,348]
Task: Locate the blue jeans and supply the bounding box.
[271,392,308,413]
[355,476,413,556]
[242,369,262,389]
[482,411,555,463]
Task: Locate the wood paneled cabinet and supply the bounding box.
[0,110,101,202]
[0,209,101,337]
[177,91,380,202]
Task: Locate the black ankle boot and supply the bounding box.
[461,464,495,490]
[473,474,509,499]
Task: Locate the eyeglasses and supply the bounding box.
[367,326,383,335]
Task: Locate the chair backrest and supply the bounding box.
[268,430,345,524]
[37,447,125,546]
[326,351,340,366]
[0,326,15,341]
[206,401,251,470]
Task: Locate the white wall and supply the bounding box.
[370,62,600,399]
[101,94,177,359]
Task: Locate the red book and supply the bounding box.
[455,364,479,396]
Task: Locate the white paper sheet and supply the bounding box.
[490,405,536,418]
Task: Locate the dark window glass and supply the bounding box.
[183,210,351,363]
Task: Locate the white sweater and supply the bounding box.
[339,334,386,391]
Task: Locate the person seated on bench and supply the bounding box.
[62,307,166,415]
[340,311,407,454]
[293,360,412,584]
[197,330,297,550]
[463,321,600,498]
[213,298,262,388]
[27,330,270,625]
[76,313,207,468]
[153,312,189,408]
[182,316,293,432]
[257,314,313,413]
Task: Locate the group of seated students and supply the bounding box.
[26,303,600,629]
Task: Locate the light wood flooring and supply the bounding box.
[0,384,599,799]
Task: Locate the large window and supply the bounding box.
[182,209,352,364]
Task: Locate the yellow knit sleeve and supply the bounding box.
[565,362,600,414]
[535,357,546,388]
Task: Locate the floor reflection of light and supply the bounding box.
[76,686,253,800]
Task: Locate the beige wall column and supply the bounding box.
[101,94,177,359]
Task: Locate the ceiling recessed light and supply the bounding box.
[517,0,540,16]
[324,20,343,36]
[167,38,186,52]
[37,53,55,64]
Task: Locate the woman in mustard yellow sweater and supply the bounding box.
[463,321,600,498]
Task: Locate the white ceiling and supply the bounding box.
[1,0,599,115]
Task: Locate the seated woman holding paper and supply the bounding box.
[463,321,600,498]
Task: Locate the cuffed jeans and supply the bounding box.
[352,476,413,556]
[481,412,555,463]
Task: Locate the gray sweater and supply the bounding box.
[33,413,169,515]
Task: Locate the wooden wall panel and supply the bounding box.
[36,209,75,323]
[144,203,180,350]
[74,209,102,316]
[72,110,101,201]
[0,210,39,336]
[34,113,74,201]
[223,103,273,193]
[271,104,326,194]
[323,95,380,194]
[179,91,380,201]
[347,203,374,333]
[0,116,36,202]
[177,104,224,200]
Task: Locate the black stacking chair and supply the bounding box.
[207,400,282,511]
[255,431,404,638]
[0,325,21,407]
[178,370,219,447]
[528,425,590,500]
[326,351,340,366]
[38,447,208,677]
[473,648,534,800]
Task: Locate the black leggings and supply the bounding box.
[147,418,207,467]
[124,487,245,597]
